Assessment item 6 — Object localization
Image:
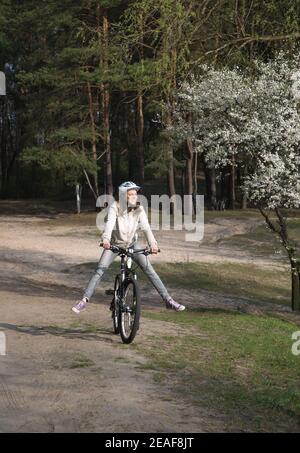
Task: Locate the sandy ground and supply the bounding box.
[0,200,298,433]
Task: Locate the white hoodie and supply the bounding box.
[101,201,158,248]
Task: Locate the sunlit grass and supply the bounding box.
[137,309,300,431]
[135,261,291,306]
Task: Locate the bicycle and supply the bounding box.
[100,242,160,344]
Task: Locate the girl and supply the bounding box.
[72,181,185,313]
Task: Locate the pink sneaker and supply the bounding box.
[72,298,88,314]
[165,297,185,312]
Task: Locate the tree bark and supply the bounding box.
[242,164,248,209]
[291,264,300,311]
[229,154,236,209]
[0,96,8,195]
[201,154,216,209]
[194,149,198,195]
[210,166,217,210]
[135,92,145,186]
[164,109,176,202]
[87,81,99,197]
[259,207,300,311]
[126,99,136,181]
[184,138,193,215]
[100,9,113,195]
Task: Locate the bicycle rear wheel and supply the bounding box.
[112,275,120,334]
[119,278,141,344]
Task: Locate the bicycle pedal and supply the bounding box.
[105,289,114,295]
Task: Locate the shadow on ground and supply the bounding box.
[0,322,116,344]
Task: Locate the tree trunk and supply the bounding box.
[0,96,8,195]
[76,183,82,214]
[126,99,136,181]
[87,81,99,197]
[114,138,121,189]
[103,87,112,195]
[164,109,176,211]
[260,207,300,312]
[201,155,215,209]
[194,149,198,195]
[210,166,217,210]
[291,263,300,311]
[242,164,248,209]
[100,10,113,195]
[229,154,236,209]
[185,138,193,215]
[135,92,145,186]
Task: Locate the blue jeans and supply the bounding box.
[83,240,170,302]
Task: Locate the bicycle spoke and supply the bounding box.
[121,282,138,340]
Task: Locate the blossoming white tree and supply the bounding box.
[171,51,300,311]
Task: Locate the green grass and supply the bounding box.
[204,208,300,221]
[204,208,262,221]
[135,261,291,306]
[137,309,300,431]
[68,354,95,369]
[42,212,98,228]
[51,350,96,370]
[221,218,300,259]
[287,218,300,242]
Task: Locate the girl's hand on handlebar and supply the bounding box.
[103,239,111,250]
[150,244,159,254]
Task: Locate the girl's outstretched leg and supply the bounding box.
[72,248,117,314]
[132,246,186,311]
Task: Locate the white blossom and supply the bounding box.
[171,51,300,210]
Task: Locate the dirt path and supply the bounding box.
[0,290,229,433]
[0,201,296,432]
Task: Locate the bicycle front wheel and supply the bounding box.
[112,275,120,334]
[119,278,141,344]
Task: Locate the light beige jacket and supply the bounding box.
[101,201,158,248]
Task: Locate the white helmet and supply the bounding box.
[119,181,141,193]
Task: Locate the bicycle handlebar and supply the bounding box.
[99,242,160,255]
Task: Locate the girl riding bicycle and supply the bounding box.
[72,181,185,313]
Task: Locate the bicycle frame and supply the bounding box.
[119,252,137,283]
[116,252,137,309]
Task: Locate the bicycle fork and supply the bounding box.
[118,256,137,313]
